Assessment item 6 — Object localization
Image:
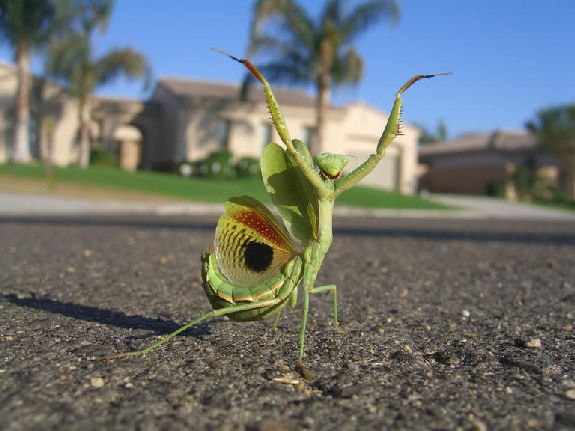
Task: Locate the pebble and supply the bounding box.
[525,338,541,348]
[566,389,575,400]
[471,419,487,431]
[253,419,291,431]
[273,377,299,385]
[90,377,105,388]
[462,309,471,318]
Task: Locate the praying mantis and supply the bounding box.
[107,51,449,364]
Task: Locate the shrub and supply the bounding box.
[512,165,556,201]
[89,148,118,168]
[205,150,234,178]
[486,180,505,197]
[235,156,260,178]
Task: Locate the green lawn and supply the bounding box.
[533,199,575,213]
[0,163,450,210]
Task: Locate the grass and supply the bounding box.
[0,163,450,210]
[532,199,575,213]
[337,184,448,209]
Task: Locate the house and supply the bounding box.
[418,130,559,199]
[0,61,421,193]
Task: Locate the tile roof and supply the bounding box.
[157,77,317,107]
[419,130,538,156]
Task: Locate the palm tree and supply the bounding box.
[247,0,399,155]
[526,105,575,201]
[46,0,150,167]
[0,0,59,163]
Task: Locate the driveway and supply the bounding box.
[429,193,575,220]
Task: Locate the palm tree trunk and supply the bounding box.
[13,47,31,163]
[78,96,91,168]
[314,74,330,156]
[562,154,575,201]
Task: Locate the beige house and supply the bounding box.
[418,130,559,199]
[0,61,421,193]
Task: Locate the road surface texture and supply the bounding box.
[1,215,574,430]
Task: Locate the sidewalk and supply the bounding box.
[429,193,575,220]
[1,191,575,220]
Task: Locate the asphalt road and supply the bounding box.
[1,214,575,430]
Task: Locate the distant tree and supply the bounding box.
[417,119,448,145]
[526,105,575,200]
[437,119,447,141]
[46,0,150,168]
[0,0,64,163]
[247,0,399,155]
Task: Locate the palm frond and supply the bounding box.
[0,0,56,52]
[256,60,312,85]
[249,0,314,55]
[73,0,113,34]
[332,46,363,86]
[45,33,88,84]
[341,0,399,44]
[93,48,151,89]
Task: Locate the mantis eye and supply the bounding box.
[313,153,349,179]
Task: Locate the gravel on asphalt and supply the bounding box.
[1,215,574,430]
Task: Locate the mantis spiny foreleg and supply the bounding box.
[334,73,452,196]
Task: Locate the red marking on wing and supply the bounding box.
[233,210,287,248]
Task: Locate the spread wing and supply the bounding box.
[214,195,299,288]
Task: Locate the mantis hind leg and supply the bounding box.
[273,285,298,331]
[271,309,282,331]
[311,284,338,329]
[298,284,338,361]
[102,298,282,360]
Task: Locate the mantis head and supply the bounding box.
[313,153,349,180]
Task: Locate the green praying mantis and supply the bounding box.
[107,51,449,364]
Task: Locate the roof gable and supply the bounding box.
[419,130,538,156]
[156,77,316,107]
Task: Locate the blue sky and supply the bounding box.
[1,0,574,139]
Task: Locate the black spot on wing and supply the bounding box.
[244,241,273,273]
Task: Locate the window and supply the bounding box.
[3,113,39,160]
[261,123,272,150]
[4,116,14,159]
[215,119,231,150]
[303,126,316,149]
